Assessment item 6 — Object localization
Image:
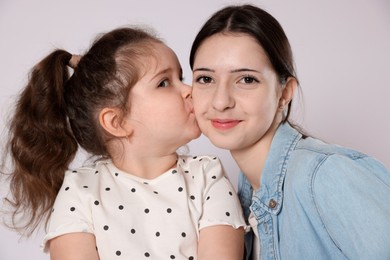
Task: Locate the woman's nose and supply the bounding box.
[211,83,235,111]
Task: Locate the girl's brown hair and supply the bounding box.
[3,27,160,235]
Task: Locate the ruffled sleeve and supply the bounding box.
[41,168,95,252]
[189,155,247,230]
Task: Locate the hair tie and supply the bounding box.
[68,54,82,69]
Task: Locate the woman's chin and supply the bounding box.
[207,136,238,151]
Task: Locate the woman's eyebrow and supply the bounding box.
[193,67,261,73]
[192,68,261,74]
[193,67,214,72]
[230,68,260,73]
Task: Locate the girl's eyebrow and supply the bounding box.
[151,68,171,81]
[151,66,183,81]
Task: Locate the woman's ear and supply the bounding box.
[99,107,132,137]
[279,77,297,110]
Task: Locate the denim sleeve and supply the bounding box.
[312,154,390,259]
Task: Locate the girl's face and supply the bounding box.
[124,42,200,153]
[192,33,285,152]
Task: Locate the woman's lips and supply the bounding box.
[211,119,241,130]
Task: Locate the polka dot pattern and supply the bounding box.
[43,155,246,259]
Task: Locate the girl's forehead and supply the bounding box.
[138,43,180,77]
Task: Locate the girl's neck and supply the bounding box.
[112,151,178,180]
[107,136,182,179]
[231,122,279,191]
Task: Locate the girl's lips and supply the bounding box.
[211,119,241,130]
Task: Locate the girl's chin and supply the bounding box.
[187,129,202,142]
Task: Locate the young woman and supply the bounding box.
[190,4,390,260]
[3,26,245,260]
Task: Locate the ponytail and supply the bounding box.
[5,50,78,235]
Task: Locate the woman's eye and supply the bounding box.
[239,76,259,84]
[196,76,213,84]
[158,79,169,88]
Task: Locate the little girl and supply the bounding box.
[4,27,245,259]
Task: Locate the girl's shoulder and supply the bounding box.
[178,154,220,163]
[178,154,222,173]
[177,154,230,187]
[63,159,111,186]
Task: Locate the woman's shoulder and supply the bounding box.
[295,137,367,160]
[286,137,390,194]
[293,137,387,176]
[303,144,390,259]
[285,136,390,201]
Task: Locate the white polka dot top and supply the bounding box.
[42,155,246,259]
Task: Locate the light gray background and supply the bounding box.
[1,0,389,258]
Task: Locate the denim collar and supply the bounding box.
[249,123,301,215]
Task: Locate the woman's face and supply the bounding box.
[192,33,284,152]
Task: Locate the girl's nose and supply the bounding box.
[181,82,192,99]
[211,83,235,111]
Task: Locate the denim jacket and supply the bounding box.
[238,123,390,260]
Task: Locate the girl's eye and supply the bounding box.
[239,76,259,84]
[158,79,169,88]
[195,76,213,84]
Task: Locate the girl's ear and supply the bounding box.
[99,108,132,137]
[279,77,297,110]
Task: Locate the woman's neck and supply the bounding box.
[231,122,279,191]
